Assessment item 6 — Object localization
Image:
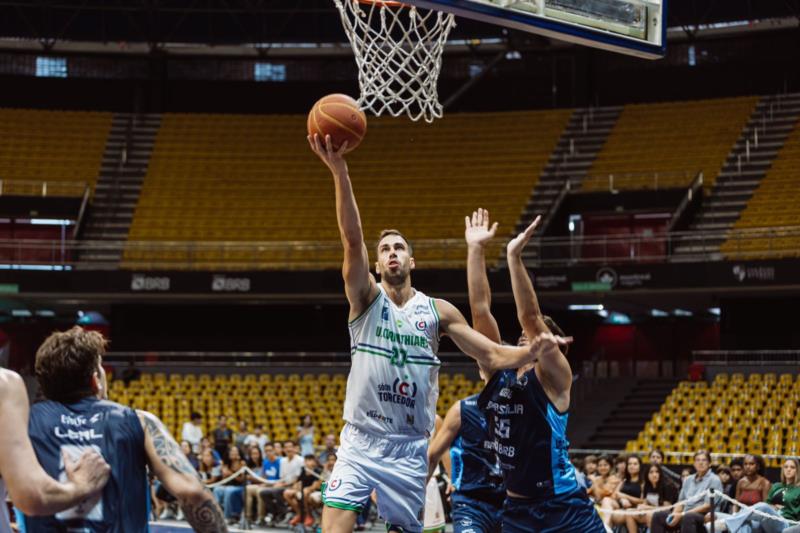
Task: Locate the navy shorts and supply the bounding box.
[451,492,502,533]
[502,488,605,533]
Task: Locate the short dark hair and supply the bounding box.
[377,229,413,256]
[730,456,744,469]
[35,326,106,403]
[745,454,766,475]
[191,411,202,420]
[694,449,711,462]
[543,315,569,356]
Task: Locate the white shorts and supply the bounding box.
[423,475,445,532]
[324,423,428,533]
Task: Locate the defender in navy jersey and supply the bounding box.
[24,327,227,533]
[0,368,110,533]
[428,394,504,533]
[464,209,604,533]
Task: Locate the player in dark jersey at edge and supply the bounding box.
[23,326,228,533]
[466,208,605,533]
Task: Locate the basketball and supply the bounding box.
[307,93,367,153]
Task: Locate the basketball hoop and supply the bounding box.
[333,0,456,123]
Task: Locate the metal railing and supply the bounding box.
[692,350,800,366]
[583,170,699,192]
[1,225,798,270]
[0,179,89,198]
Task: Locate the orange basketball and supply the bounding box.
[307,93,367,153]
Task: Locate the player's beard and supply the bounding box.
[381,263,409,286]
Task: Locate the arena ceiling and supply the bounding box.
[0,0,796,49]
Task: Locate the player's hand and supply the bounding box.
[526,332,572,362]
[308,133,349,178]
[64,449,111,496]
[464,208,498,248]
[506,215,541,259]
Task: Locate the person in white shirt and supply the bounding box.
[181,412,204,454]
[244,425,269,454]
[259,440,304,525]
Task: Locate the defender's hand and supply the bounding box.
[506,215,541,258]
[465,208,498,248]
[64,449,111,496]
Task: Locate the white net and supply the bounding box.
[333,0,456,123]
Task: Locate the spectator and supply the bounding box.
[307,453,337,519]
[234,421,251,452]
[614,455,628,480]
[201,437,221,464]
[730,456,745,484]
[297,414,315,457]
[318,433,338,464]
[714,458,800,533]
[717,465,736,513]
[651,448,682,486]
[213,446,247,525]
[734,454,771,512]
[589,455,619,503]
[181,441,199,471]
[681,467,693,481]
[284,455,323,527]
[626,463,675,533]
[181,412,204,454]
[605,455,645,532]
[213,415,233,460]
[274,442,284,457]
[259,440,303,526]
[584,454,599,478]
[246,445,263,473]
[244,425,269,454]
[649,450,722,533]
[245,443,281,526]
[198,448,221,486]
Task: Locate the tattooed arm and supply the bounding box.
[137,410,228,533]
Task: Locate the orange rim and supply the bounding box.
[358,0,407,8]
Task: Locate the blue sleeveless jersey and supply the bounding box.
[450,394,505,503]
[25,397,149,532]
[477,368,578,499]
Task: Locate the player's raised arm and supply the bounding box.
[427,401,461,483]
[506,216,573,399]
[0,369,110,516]
[309,133,378,319]
[436,299,571,372]
[465,208,501,343]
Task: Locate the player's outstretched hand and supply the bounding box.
[308,133,349,178]
[506,215,541,258]
[464,207,498,248]
[64,448,111,496]
[526,331,572,362]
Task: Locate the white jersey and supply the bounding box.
[344,285,441,438]
[0,477,11,533]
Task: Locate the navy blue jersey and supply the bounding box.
[450,394,504,503]
[25,397,149,532]
[477,368,578,499]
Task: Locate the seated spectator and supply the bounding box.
[730,456,745,484]
[615,455,628,480]
[244,425,269,454]
[307,453,337,518]
[584,454,599,478]
[259,440,303,526]
[734,454,771,512]
[274,441,284,457]
[717,465,736,514]
[681,467,693,481]
[181,412,203,454]
[181,441,199,471]
[318,434,338,464]
[201,437,221,464]
[198,448,221,486]
[234,421,251,451]
[714,458,800,533]
[212,446,247,525]
[245,445,263,475]
[651,448,683,487]
[297,415,315,457]
[284,455,323,527]
[649,450,722,533]
[589,455,619,503]
[626,463,676,533]
[605,455,645,532]
[245,443,281,526]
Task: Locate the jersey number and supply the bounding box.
[56,444,105,522]
[494,418,511,439]
[390,346,408,367]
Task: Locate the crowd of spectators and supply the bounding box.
[574,450,800,533]
[159,412,339,529]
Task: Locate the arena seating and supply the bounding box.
[107,371,483,445]
[124,109,571,269]
[582,96,757,191]
[720,117,800,258]
[0,108,111,196]
[626,373,800,466]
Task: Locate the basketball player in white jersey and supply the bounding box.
[308,134,569,533]
[0,368,110,532]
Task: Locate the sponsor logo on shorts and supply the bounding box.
[328,479,341,491]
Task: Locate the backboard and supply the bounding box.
[403,0,666,59]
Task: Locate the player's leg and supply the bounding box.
[373,438,428,533]
[322,426,373,533]
[450,493,502,533]
[503,489,605,533]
